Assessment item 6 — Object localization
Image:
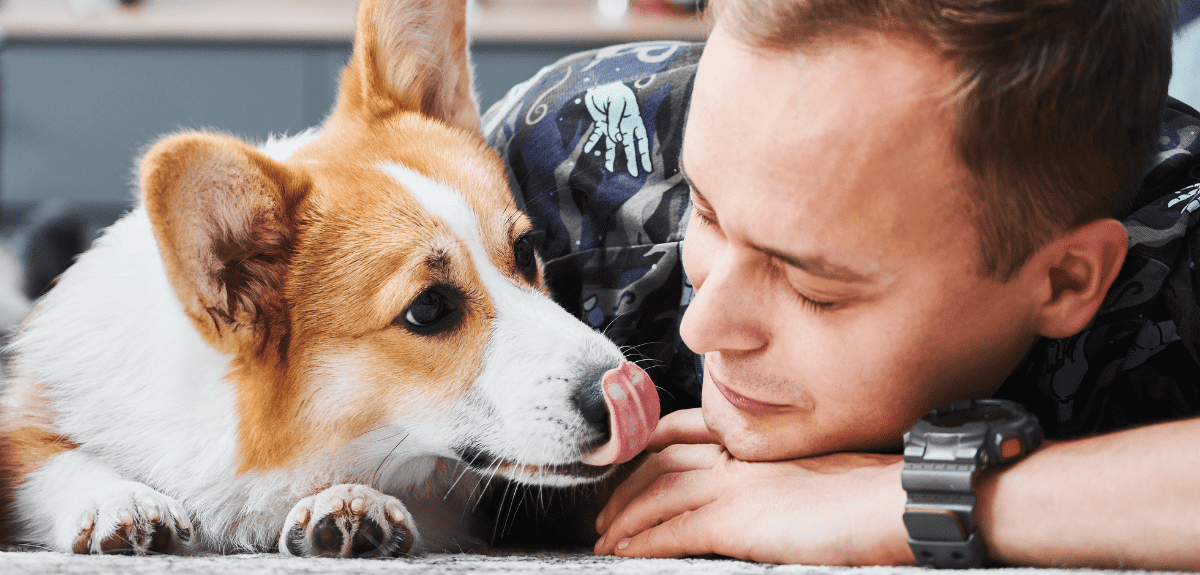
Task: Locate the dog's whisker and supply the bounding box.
[490,475,516,538]
[444,463,473,499]
[654,384,678,402]
[371,432,410,486]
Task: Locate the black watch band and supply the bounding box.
[902,399,1042,568]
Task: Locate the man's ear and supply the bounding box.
[1030,218,1128,339]
[140,132,309,357]
[331,0,479,133]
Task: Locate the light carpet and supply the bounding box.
[0,548,1189,575]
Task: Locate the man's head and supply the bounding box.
[679,0,1174,460]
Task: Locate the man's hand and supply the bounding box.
[594,409,914,565]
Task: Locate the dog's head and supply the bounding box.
[138,0,656,487]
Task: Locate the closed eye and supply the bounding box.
[693,209,718,229]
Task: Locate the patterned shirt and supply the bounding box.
[482,42,1200,439]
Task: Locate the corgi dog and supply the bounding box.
[0,0,659,557]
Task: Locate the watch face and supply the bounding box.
[927,403,1015,428]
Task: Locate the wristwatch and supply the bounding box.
[901,399,1043,568]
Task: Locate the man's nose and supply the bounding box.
[678,247,769,355]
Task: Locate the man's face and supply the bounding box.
[680,25,1043,461]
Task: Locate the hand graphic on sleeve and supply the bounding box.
[583,82,654,177]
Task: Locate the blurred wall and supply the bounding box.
[1172,0,1200,107]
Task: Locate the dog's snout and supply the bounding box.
[572,373,610,441]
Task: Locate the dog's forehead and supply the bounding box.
[380,163,501,240]
[294,116,521,233]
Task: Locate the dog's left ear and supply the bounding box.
[333,0,480,133]
[141,132,309,356]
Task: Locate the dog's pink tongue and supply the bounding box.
[580,362,660,467]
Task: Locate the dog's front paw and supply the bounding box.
[279,484,419,558]
[67,481,193,555]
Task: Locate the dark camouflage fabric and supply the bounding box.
[996,99,1200,437]
[482,43,1200,439]
[482,42,705,415]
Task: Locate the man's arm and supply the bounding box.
[596,409,1200,569]
[977,415,1200,569]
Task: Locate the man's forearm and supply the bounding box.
[976,416,1200,570]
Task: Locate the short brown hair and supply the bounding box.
[708,0,1176,279]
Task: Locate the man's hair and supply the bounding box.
[708,0,1175,279]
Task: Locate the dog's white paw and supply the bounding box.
[64,481,193,555]
[279,484,419,558]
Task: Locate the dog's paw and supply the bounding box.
[66,481,193,555]
[279,484,419,558]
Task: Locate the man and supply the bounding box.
[484,0,1199,567]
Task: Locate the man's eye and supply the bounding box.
[690,207,719,231]
[794,291,838,313]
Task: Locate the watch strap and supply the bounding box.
[905,526,987,569]
[903,460,983,568]
[901,399,1042,568]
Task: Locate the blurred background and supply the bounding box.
[0,0,705,205]
[0,0,705,301]
[0,0,1196,303]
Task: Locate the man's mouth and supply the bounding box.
[710,372,795,415]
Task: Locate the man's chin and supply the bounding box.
[702,402,817,461]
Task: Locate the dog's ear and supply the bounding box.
[141,132,308,357]
[333,0,480,133]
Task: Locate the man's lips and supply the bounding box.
[710,372,795,415]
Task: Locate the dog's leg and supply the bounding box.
[279,483,419,558]
[13,448,193,554]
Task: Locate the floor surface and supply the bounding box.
[0,546,1193,575]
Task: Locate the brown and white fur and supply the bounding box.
[0,0,628,557]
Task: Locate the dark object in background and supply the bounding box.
[668,0,705,11]
[24,215,87,299]
[634,0,705,15]
[1184,0,1200,29]
[119,0,142,7]
[1,202,129,300]
[485,461,637,550]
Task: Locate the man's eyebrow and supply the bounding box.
[679,159,710,207]
[682,153,875,284]
[758,245,876,283]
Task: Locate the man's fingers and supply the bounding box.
[648,408,715,451]
[596,467,718,555]
[608,506,721,559]
[597,443,724,534]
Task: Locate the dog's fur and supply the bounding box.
[0,0,628,556]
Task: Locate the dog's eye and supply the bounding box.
[399,287,457,334]
[514,234,536,279]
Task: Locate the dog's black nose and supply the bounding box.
[572,377,610,441]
